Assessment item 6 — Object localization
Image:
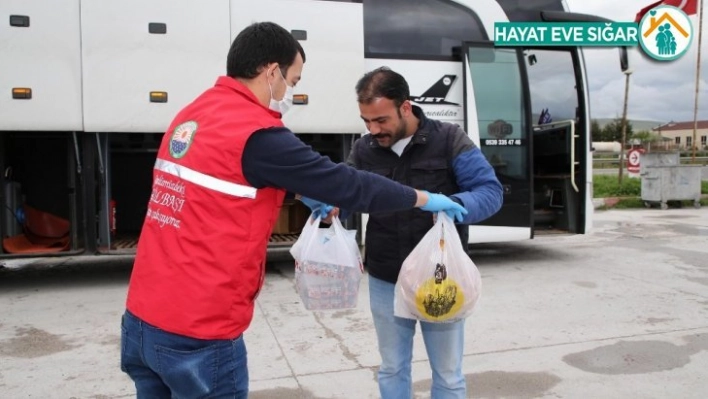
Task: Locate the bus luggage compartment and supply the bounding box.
[0,132,81,257]
[102,133,160,253]
[101,133,356,258]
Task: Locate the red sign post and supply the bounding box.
[626,148,644,176]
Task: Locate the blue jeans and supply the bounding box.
[369,276,467,399]
[120,310,248,398]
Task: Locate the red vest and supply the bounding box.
[126,77,286,339]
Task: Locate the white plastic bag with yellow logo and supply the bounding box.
[394,212,482,322]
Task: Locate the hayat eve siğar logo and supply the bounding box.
[637,5,694,61]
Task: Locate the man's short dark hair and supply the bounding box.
[227,22,306,79]
[355,67,410,108]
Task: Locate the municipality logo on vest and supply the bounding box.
[170,121,198,159]
[494,5,693,62]
[638,5,693,61]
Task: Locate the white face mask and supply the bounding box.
[268,68,294,115]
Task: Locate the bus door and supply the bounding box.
[524,48,588,235]
[462,42,533,243]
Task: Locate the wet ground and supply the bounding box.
[1,208,707,398]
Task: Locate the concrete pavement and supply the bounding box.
[1,208,708,398]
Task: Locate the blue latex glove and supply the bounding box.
[419,191,468,222]
[299,196,334,219]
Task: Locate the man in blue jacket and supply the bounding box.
[346,67,504,399]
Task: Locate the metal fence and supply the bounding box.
[593,156,708,167]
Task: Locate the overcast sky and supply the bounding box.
[565,0,707,124]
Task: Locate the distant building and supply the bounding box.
[653,120,708,150]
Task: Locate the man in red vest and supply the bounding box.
[120,22,466,398]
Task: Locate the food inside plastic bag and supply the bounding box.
[394,212,481,322]
[290,215,363,310]
[295,261,362,309]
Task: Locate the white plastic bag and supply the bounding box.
[394,212,482,322]
[289,213,320,265]
[290,214,363,310]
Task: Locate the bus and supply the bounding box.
[0,0,628,260]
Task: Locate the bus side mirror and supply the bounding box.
[452,46,462,61]
[619,47,629,72]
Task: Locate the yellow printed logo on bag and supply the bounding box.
[415,262,464,321]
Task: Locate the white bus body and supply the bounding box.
[0,0,626,259]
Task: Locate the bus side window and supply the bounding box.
[363,0,486,60]
[495,0,564,21]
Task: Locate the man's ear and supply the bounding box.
[262,63,278,79]
[400,100,413,116]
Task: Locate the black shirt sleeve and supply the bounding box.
[242,127,417,213]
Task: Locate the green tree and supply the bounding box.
[631,130,658,143]
[631,130,661,151]
[591,119,603,142]
[601,117,634,143]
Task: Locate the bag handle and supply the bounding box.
[330,216,364,273]
[292,212,321,270]
[329,215,347,236]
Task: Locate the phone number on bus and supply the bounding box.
[483,139,523,146]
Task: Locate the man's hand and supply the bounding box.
[298,196,335,220]
[419,191,467,222]
[322,207,340,224]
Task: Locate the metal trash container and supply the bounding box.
[640,152,680,172]
[640,164,702,209]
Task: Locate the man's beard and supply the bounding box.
[377,119,408,147]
